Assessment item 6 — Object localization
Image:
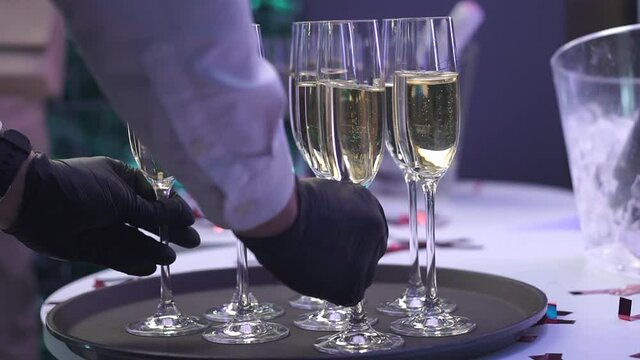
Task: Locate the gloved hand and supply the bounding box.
[5,154,200,276]
[238,178,388,306]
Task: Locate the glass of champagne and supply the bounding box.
[311,20,404,354]
[376,18,456,317]
[388,17,476,337]
[203,24,285,324]
[125,127,210,337]
[201,24,289,344]
[288,20,354,329]
[286,21,332,311]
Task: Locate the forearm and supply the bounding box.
[55,0,296,231]
[236,182,298,238]
[0,152,35,230]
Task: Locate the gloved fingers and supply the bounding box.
[123,193,195,233]
[167,226,201,248]
[134,224,201,249]
[119,225,177,265]
[77,225,176,276]
[106,157,156,201]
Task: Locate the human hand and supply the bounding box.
[238,178,388,306]
[5,154,200,275]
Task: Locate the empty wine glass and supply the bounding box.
[388,17,476,337]
[201,24,289,344]
[125,126,209,337]
[310,20,404,354]
[203,23,285,324]
[376,18,456,317]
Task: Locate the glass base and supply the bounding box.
[377,295,457,317]
[202,319,289,344]
[288,295,327,310]
[204,293,284,322]
[294,306,377,331]
[390,310,476,337]
[314,324,404,354]
[126,314,210,337]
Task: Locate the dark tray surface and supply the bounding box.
[47,265,547,360]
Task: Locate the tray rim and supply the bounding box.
[46,265,548,360]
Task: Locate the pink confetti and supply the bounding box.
[570,284,640,296]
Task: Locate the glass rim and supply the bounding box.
[550,23,640,84]
[382,16,452,22]
[293,19,379,25]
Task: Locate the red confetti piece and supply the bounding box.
[389,212,427,225]
[517,335,537,343]
[529,354,563,360]
[213,226,225,233]
[386,238,483,253]
[93,279,106,289]
[191,207,204,219]
[93,277,135,289]
[387,212,450,226]
[619,297,640,321]
[417,211,427,225]
[570,284,640,296]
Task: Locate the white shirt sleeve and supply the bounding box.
[53,0,295,230]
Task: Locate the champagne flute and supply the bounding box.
[201,24,289,344]
[312,20,404,354]
[286,21,332,311]
[376,18,456,317]
[288,20,354,329]
[203,24,285,324]
[289,21,332,179]
[125,126,209,337]
[388,17,476,337]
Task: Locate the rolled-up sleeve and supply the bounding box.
[54,0,295,230]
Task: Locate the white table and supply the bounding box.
[41,181,640,359]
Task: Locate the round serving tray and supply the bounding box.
[46,265,547,359]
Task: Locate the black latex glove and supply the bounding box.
[238,178,388,307]
[5,154,200,276]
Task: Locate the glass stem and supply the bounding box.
[236,241,252,316]
[154,186,179,316]
[350,301,367,326]
[404,171,423,297]
[422,180,439,307]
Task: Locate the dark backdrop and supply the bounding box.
[302,0,572,187]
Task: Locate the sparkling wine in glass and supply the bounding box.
[389,17,476,337]
[125,126,209,337]
[201,24,289,344]
[288,20,355,328]
[376,18,456,317]
[286,21,332,311]
[311,20,404,355]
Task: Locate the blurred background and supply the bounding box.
[0,0,638,358]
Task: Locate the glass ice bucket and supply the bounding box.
[551,25,640,275]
